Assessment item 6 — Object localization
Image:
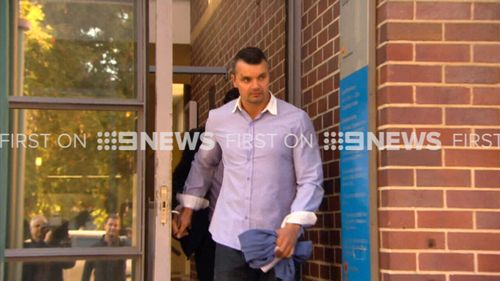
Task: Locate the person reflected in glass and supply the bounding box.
[22,215,75,281]
[81,214,129,281]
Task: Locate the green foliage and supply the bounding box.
[18,0,137,232]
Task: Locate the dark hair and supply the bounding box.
[106,214,120,224]
[223,88,239,104]
[229,47,267,75]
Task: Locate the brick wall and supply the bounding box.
[377,2,500,281]
[188,1,499,281]
[301,0,341,280]
[190,0,286,123]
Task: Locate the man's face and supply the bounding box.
[104,218,120,239]
[232,60,270,107]
[30,217,47,242]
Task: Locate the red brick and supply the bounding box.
[377,43,413,64]
[381,65,442,83]
[313,246,324,261]
[322,41,333,60]
[317,0,329,16]
[377,2,413,24]
[334,38,340,54]
[419,253,474,271]
[477,212,500,229]
[474,3,500,20]
[333,1,339,19]
[328,91,338,108]
[416,44,470,62]
[446,66,500,84]
[418,211,473,229]
[380,252,416,270]
[416,86,470,104]
[416,2,470,20]
[322,77,334,95]
[311,17,322,35]
[317,29,328,48]
[379,107,442,125]
[320,264,330,279]
[381,231,445,249]
[381,150,442,167]
[326,56,338,74]
[321,9,333,30]
[381,190,443,208]
[317,62,328,80]
[382,274,446,281]
[474,44,500,63]
[445,23,500,42]
[380,23,442,43]
[476,170,500,188]
[473,87,500,105]
[379,169,414,187]
[446,149,500,167]
[473,129,500,148]
[309,262,319,277]
[377,86,413,106]
[451,276,500,281]
[379,210,415,229]
[307,102,317,117]
[417,169,471,187]
[449,232,500,250]
[447,190,500,209]
[446,108,500,126]
[328,21,339,45]
[415,128,471,147]
[479,254,500,272]
[303,26,312,45]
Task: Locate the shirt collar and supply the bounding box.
[232,92,277,116]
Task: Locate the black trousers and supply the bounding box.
[194,232,216,281]
[214,243,278,281]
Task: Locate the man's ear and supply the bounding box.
[231,74,237,88]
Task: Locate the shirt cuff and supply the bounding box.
[280,211,317,228]
[176,193,209,210]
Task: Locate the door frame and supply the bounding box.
[151,0,173,280]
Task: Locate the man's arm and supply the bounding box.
[175,112,222,237]
[276,112,324,258]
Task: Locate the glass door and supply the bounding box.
[0,0,169,279]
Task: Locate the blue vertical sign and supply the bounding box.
[339,0,377,279]
[339,66,371,281]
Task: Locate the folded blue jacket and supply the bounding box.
[238,229,313,281]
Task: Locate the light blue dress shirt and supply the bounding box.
[180,94,324,250]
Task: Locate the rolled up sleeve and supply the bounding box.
[287,112,324,227]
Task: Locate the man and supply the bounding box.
[23,215,75,281]
[175,47,324,280]
[172,88,239,281]
[81,215,128,281]
[23,215,50,281]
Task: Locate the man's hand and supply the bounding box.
[172,212,180,237]
[44,229,53,244]
[174,207,193,239]
[275,223,301,258]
